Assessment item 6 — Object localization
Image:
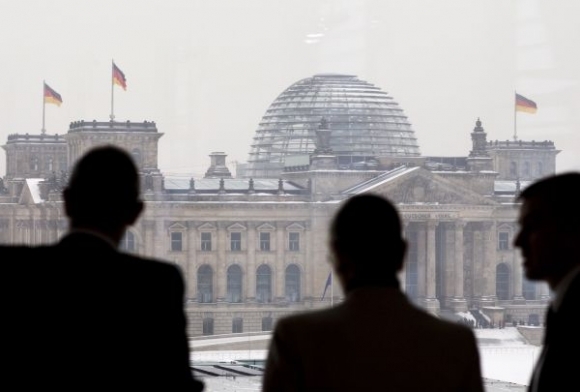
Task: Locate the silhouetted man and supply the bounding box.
[262,193,484,391]
[514,172,580,392]
[1,146,203,391]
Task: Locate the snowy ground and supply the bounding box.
[476,327,540,387]
[192,327,539,391]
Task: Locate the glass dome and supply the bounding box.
[245,74,421,178]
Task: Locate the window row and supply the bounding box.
[509,161,543,177]
[170,231,301,252]
[202,316,273,336]
[197,264,301,303]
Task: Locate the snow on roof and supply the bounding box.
[342,166,419,194]
[25,178,44,204]
[495,180,532,193]
[164,177,303,191]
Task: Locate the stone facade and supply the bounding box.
[0,119,558,337]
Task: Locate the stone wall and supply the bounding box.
[517,326,544,346]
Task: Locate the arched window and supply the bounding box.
[496,263,510,300]
[285,264,301,302]
[120,231,136,252]
[198,265,213,303]
[30,157,39,171]
[256,264,272,303]
[131,148,142,167]
[47,157,53,172]
[227,265,243,303]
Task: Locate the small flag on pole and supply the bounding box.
[515,93,537,114]
[44,83,62,106]
[320,272,332,301]
[112,62,127,90]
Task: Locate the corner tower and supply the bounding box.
[65,120,163,172]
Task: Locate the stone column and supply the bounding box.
[303,225,313,304]
[538,282,551,302]
[476,221,497,307]
[421,220,440,313]
[416,222,426,300]
[450,220,467,312]
[186,221,197,299]
[216,224,227,302]
[426,220,437,298]
[246,223,256,301]
[154,218,166,259]
[276,224,285,302]
[512,249,525,303]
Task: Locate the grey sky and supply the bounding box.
[0,0,578,177]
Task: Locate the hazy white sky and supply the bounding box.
[0,0,578,177]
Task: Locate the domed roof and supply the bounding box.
[245,74,421,178]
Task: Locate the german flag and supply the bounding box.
[112,62,127,90]
[516,93,537,114]
[44,83,63,106]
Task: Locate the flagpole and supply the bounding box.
[514,91,518,141]
[110,59,115,121]
[330,270,334,306]
[42,80,46,134]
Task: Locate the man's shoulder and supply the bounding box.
[274,304,346,332]
[120,252,180,273]
[116,252,185,286]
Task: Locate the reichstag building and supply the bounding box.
[0,74,557,336]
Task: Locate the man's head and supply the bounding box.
[330,193,406,292]
[514,172,580,289]
[63,146,143,243]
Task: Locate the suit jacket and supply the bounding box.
[528,273,580,392]
[263,286,484,392]
[1,233,203,391]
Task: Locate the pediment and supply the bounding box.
[257,223,276,231]
[168,222,187,230]
[198,222,216,231]
[285,223,305,231]
[355,168,497,206]
[227,222,247,231]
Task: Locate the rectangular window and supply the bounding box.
[201,232,212,251]
[498,232,509,250]
[289,232,300,251]
[202,318,214,336]
[260,232,270,251]
[170,232,182,252]
[262,317,273,332]
[230,232,241,251]
[232,318,243,333]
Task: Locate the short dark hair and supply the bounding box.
[518,172,580,232]
[64,145,141,226]
[330,193,405,277]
